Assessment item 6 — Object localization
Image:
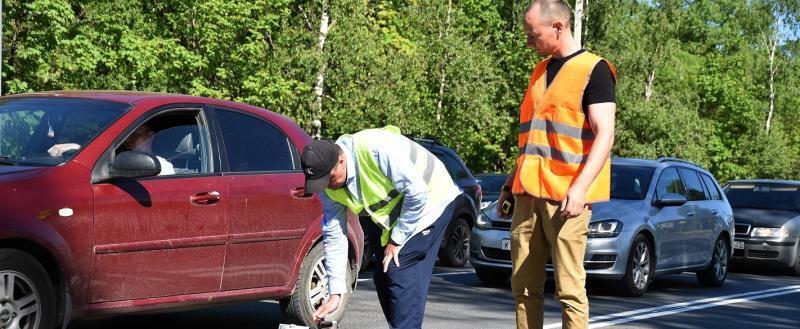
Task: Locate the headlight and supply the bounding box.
[751,227,789,239]
[588,220,623,238]
[475,202,497,230]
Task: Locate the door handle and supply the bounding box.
[687,212,696,217]
[711,210,719,215]
[291,187,313,199]
[191,191,221,205]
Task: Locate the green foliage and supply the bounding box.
[1,0,799,182]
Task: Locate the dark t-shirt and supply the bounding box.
[546,49,616,116]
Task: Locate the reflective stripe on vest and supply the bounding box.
[511,51,617,203]
[324,125,454,246]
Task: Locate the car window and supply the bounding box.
[432,150,469,180]
[214,109,295,172]
[700,174,721,200]
[678,168,707,201]
[115,110,213,176]
[611,165,655,200]
[655,167,687,199]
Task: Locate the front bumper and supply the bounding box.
[732,236,798,268]
[469,226,634,280]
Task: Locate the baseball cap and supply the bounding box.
[301,139,340,194]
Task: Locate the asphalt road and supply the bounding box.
[69,264,800,329]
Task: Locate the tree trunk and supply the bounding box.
[436,0,453,131]
[766,39,777,134]
[312,1,330,140]
[574,0,584,48]
[644,68,655,102]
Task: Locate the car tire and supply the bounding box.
[696,236,729,287]
[790,245,800,276]
[0,249,57,329]
[438,217,470,267]
[280,243,352,328]
[615,234,653,297]
[475,267,509,285]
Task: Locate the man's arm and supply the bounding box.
[561,102,616,218]
[320,193,350,295]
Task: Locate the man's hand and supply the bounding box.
[312,294,341,323]
[560,185,587,219]
[496,191,512,218]
[382,241,401,272]
[47,143,81,157]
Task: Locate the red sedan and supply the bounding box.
[0,91,362,329]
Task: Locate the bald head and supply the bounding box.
[526,0,572,27]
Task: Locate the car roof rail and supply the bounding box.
[656,157,703,168]
[404,134,443,146]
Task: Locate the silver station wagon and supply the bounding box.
[470,157,735,296]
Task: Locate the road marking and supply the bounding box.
[356,269,476,282]
[543,285,800,329]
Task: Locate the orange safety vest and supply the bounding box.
[511,51,617,203]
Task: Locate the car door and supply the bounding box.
[210,107,320,290]
[678,168,714,267]
[90,107,228,303]
[651,167,692,270]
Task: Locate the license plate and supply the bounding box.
[501,239,511,251]
[733,240,744,250]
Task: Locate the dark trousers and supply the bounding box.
[364,199,457,329]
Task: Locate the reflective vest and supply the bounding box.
[512,51,617,203]
[325,125,455,246]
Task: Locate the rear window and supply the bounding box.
[476,175,507,194]
[724,185,800,211]
[611,165,655,200]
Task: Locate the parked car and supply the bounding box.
[724,179,800,275]
[475,173,508,209]
[360,137,479,269]
[471,157,734,296]
[0,91,363,329]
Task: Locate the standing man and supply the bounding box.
[497,1,617,328]
[302,125,462,329]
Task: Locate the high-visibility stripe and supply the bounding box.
[367,189,401,212]
[520,119,595,140]
[520,144,588,164]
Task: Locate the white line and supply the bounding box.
[543,285,800,329]
[589,288,800,328]
[356,270,476,282]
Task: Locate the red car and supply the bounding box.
[0,91,362,329]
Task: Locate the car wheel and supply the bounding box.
[0,249,57,329]
[696,236,729,287]
[438,217,470,267]
[475,267,509,285]
[280,243,352,328]
[615,234,653,297]
[790,245,800,276]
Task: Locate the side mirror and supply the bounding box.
[108,151,161,179]
[653,193,687,207]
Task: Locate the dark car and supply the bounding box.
[724,180,800,275]
[0,91,363,329]
[360,137,479,269]
[475,173,508,208]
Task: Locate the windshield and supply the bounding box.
[476,175,507,194]
[611,165,655,200]
[0,97,129,166]
[724,184,800,211]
